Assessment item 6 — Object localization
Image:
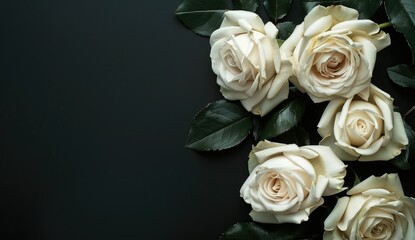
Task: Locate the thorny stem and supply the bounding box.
[405,105,415,119]
[379,22,393,29]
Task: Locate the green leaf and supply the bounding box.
[389,121,415,170]
[175,0,227,36]
[385,0,415,64]
[232,0,259,12]
[301,0,383,18]
[277,22,296,40]
[387,64,415,88]
[219,222,275,240]
[264,0,292,22]
[220,222,323,240]
[257,98,306,141]
[274,126,310,146]
[185,100,252,151]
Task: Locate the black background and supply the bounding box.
[1,1,414,240]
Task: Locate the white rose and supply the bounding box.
[324,174,415,240]
[240,140,346,224]
[210,11,291,116]
[318,84,408,161]
[280,5,390,103]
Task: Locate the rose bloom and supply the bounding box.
[210,11,291,116]
[280,5,390,103]
[317,84,408,161]
[324,174,415,240]
[240,141,346,224]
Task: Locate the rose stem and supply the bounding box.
[404,105,415,119]
[379,22,393,29]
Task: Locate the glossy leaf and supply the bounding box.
[220,222,323,240]
[389,121,415,170]
[185,100,252,151]
[175,0,227,36]
[301,0,382,18]
[385,0,415,63]
[232,0,259,12]
[264,0,292,22]
[275,126,310,146]
[257,98,306,141]
[387,64,415,88]
[219,222,275,240]
[277,22,296,40]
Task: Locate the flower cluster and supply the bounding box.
[177,1,415,239]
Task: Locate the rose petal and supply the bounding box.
[284,153,316,180]
[323,228,344,239]
[264,22,278,39]
[353,35,377,75]
[320,134,359,161]
[304,15,333,38]
[357,86,370,101]
[302,145,347,195]
[240,77,270,111]
[314,175,329,198]
[254,79,289,116]
[373,94,393,132]
[352,137,384,155]
[304,5,358,30]
[210,26,246,45]
[254,144,300,163]
[249,210,279,223]
[370,31,391,52]
[338,98,353,129]
[392,112,409,146]
[338,194,368,231]
[359,112,408,161]
[260,156,300,171]
[267,60,291,98]
[222,11,265,32]
[317,98,345,137]
[280,24,304,67]
[403,207,415,239]
[248,140,286,172]
[273,208,314,224]
[324,197,350,231]
[347,174,404,197]
[332,20,380,35]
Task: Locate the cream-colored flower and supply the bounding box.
[318,84,408,161]
[210,11,291,116]
[280,5,390,103]
[324,174,415,240]
[240,141,346,224]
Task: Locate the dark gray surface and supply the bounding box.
[0,1,414,239]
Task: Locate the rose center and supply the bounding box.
[344,101,384,147]
[313,51,347,78]
[220,48,242,74]
[368,220,394,239]
[327,52,345,68]
[268,175,288,197]
[361,213,395,239]
[346,116,375,147]
[355,119,368,134]
[272,179,281,192]
[259,173,291,201]
[226,54,237,67]
[371,224,384,236]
